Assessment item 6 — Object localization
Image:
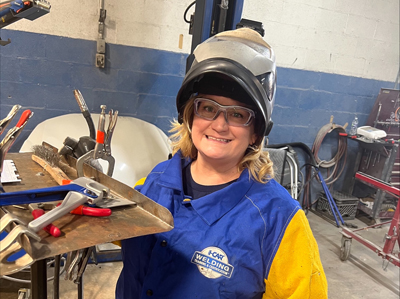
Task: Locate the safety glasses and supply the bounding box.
[193,98,255,127]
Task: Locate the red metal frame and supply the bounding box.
[355,172,400,197]
[341,172,400,268]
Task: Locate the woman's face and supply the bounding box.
[191,94,257,166]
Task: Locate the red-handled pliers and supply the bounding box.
[29,204,61,238]
[56,203,112,217]
[70,205,112,217]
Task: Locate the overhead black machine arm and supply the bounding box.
[184,0,265,72]
[185,0,244,71]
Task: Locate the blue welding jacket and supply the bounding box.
[115,151,326,298]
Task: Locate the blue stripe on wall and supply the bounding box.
[0,29,395,201]
[0,29,187,151]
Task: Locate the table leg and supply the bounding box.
[31,259,47,299]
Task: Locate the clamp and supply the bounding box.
[0,177,111,276]
[76,105,118,177]
[0,104,21,135]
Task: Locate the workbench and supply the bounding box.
[1,152,174,299]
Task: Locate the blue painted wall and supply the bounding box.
[0,30,395,202]
[0,29,187,151]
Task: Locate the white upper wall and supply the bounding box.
[6,0,399,82]
[243,0,399,82]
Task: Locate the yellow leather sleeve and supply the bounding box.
[134,177,146,188]
[263,210,328,299]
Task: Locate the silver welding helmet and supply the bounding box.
[176,28,276,136]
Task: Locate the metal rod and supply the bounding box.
[217,0,229,33]
[78,275,84,299]
[374,102,382,128]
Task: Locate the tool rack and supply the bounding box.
[353,88,400,222]
[348,137,398,222]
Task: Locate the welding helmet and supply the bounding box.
[176,28,276,136]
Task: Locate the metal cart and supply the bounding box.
[340,172,400,269]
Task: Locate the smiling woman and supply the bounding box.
[190,94,258,184]
[116,28,328,299]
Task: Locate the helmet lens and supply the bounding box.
[194,98,255,127]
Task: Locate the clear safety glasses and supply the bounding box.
[193,98,255,127]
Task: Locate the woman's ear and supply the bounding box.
[250,133,258,146]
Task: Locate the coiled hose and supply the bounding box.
[303,121,348,210]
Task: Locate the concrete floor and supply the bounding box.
[1,211,399,299]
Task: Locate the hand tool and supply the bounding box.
[1,173,134,208]
[94,105,107,159]
[0,239,35,276]
[64,250,81,281]
[32,144,69,171]
[0,207,39,276]
[76,105,118,177]
[73,246,93,284]
[0,109,33,173]
[104,109,118,159]
[0,176,107,206]
[0,104,21,135]
[31,144,71,186]
[57,203,111,217]
[0,177,109,252]
[0,180,92,206]
[31,154,71,186]
[28,191,101,233]
[0,177,112,277]
[1,145,171,280]
[29,203,61,237]
[0,192,90,257]
[70,205,111,216]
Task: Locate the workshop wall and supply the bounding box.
[0,0,398,198]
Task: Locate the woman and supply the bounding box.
[116,28,328,299]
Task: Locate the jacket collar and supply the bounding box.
[157,150,191,191]
[188,169,254,225]
[158,151,255,226]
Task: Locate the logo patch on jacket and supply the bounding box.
[191,247,234,279]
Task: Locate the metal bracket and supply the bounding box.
[95,53,105,68]
[96,7,106,68]
[0,38,11,46]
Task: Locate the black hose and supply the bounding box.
[266,142,318,168]
[184,1,196,23]
[267,142,318,210]
[82,111,96,140]
[73,90,96,140]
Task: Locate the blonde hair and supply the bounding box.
[169,97,274,183]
